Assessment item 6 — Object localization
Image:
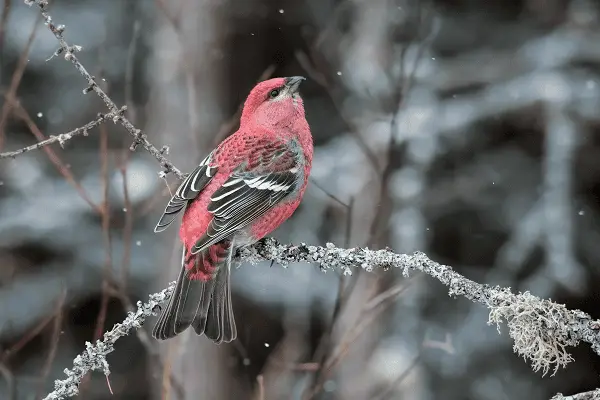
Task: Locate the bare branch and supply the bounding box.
[23,0,184,179]
[36,290,67,399]
[0,108,124,159]
[0,0,13,54]
[0,362,15,400]
[0,11,41,150]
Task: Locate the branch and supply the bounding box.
[552,390,600,400]
[22,0,184,179]
[42,282,175,400]
[44,240,600,399]
[242,239,600,378]
[0,108,124,159]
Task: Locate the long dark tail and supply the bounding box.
[152,241,237,344]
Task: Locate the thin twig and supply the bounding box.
[78,60,115,397]
[135,180,180,218]
[119,18,141,289]
[269,361,320,372]
[295,50,381,173]
[0,362,15,400]
[94,124,113,338]
[309,198,354,392]
[371,355,421,400]
[0,107,123,160]
[422,333,455,355]
[309,177,349,209]
[256,375,265,400]
[0,12,41,150]
[367,2,432,248]
[9,102,104,213]
[124,20,141,125]
[153,0,201,150]
[161,339,175,400]
[24,0,184,179]
[119,157,134,286]
[307,278,415,398]
[155,0,180,32]
[363,277,420,312]
[1,313,55,362]
[36,290,67,400]
[159,235,189,400]
[0,0,12,61]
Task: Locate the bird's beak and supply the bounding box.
[285,76,306,94]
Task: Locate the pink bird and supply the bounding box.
[152,76,313,344]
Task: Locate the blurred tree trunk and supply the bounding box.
[147,0,244,399]
[314,1,396,398]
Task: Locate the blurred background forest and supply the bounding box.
[1,0,600,399]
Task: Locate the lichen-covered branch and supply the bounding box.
[22,0,184,179]
[42,282,176,400]
[44,240,600,399]
[552,389,600,400]
[241,239,600,377]
[0,107,125,159]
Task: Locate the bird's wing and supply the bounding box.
[190,137,302,254]
[154,151,218,232]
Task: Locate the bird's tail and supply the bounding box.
[152,241,237,344]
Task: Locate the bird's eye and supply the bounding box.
[269,89,280,98]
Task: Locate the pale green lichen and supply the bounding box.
[488,290,578,376]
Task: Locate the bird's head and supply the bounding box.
[240,76,307,129]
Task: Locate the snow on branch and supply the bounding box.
[44,239,600,399]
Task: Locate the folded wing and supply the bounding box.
[191,138,302,254]
[154,152,218,233]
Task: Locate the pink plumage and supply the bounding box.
[152,76,313,344]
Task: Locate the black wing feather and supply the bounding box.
[154,152,217,233]
[191,169,299,254]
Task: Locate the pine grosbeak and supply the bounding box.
[152,76,313,344]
